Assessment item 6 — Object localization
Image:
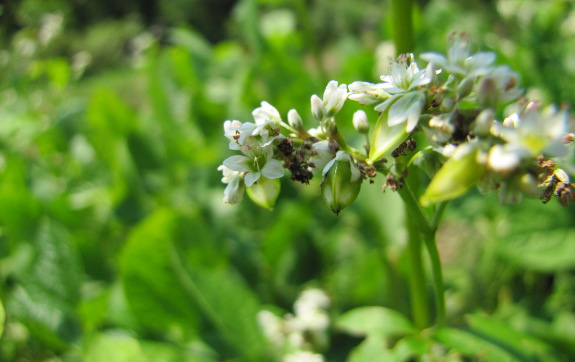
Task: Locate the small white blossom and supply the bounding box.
[323,80,348,116]
[253,101,282,126]
[293,289,330,331]
[217,165,245,204]
[310,141,334,173]
[421,38,495,77]
[283,351,324,362]
[352,110,369,134]
[348,81,389,105]
[257,310,286,347]
[379,57,431,94]
[223,146,284,187]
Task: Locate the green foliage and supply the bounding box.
[0,0,574,360]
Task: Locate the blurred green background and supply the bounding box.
[0,0,574,360]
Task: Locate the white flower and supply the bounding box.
[253,101,282,126]
[348,81,389,105]
[488,103,569,173]
[257,310,285,347]
[293,289,330,331]
[318,80,348,117]
[217,165,245,204]
[283,351,324,362]
[421,38,495,77]
[223,120,244,150]
[378,57,431,94]
[223,146,284,187]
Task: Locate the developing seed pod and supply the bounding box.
[321,151,362,214]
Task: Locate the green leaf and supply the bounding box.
[119,209,199,334]
[347,335,394,362]
[466,313,555,359]
[434,327,520,361]
[7,219,82,350]
[496,229,575,272]
[84,333,146,362]
[336,306,415,338]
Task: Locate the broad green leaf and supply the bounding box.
[7,219,82,350]
[392,336,431,361]
[336,306,415,338]
[119,209,199,334]
[84,333,146,362]
[466,313,555,359]
[434,327,520,361]
[347,335,394,362]
[496,229,575,271]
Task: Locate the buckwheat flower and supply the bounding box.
[283,351,324,362]
[253,101,282,126]
[421,38,495,77]
[310,141,334,174]
[257,310,286,347]
[217,165,245,204]
[477,66,522,108]
[425,115,454,144]
[223,120,244,150]
[293,289,330,331]
[378,56,431,94]
[223,146,284,187]
[348,81,390,105]
[320,80,348,117]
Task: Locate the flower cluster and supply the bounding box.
[219,34,575,212]
[257,288,330,361]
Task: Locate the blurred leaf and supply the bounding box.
[347,335,394,362]
[434,327,520,361]
[391,336,431,361]
[466,313,556,360]
[0,299,4,338]
[7,219,82,350]
[496,229,575,272]
[84,333,145,362]
[119,209,199,335]
[336,306,415,338]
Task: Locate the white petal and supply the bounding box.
[244,171,260,187]
[261,159,284,179]
[223,155,251,172]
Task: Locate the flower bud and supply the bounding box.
[246,177,281,210]
[321,151,362,214]
[352,110,369,134]
[473,108,494,136]
[288,109,304,131]
[456,75,475,100]
[323,80,348,117]
[477,77,498,109]
[311,94,324,121]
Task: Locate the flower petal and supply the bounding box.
[261,159,284,179]
[223,155,251,172]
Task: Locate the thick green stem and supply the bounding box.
[391,0,415,54]
[398,183,446,329]
[405,209,430,330]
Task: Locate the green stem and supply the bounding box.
[405,209,430,330]
[391,0,415,54]
[398,182,446,328]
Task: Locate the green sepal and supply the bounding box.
[420,148,486,206]
[369,111,408,162]
[247,177,281,210]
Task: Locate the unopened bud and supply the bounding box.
[321,151,362,214]
[477,77,498,109]
[352,110,369,134]
[311,95,324,121]
[473,108,494,136]
[288,109,304,131]
[456,75,475,100]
